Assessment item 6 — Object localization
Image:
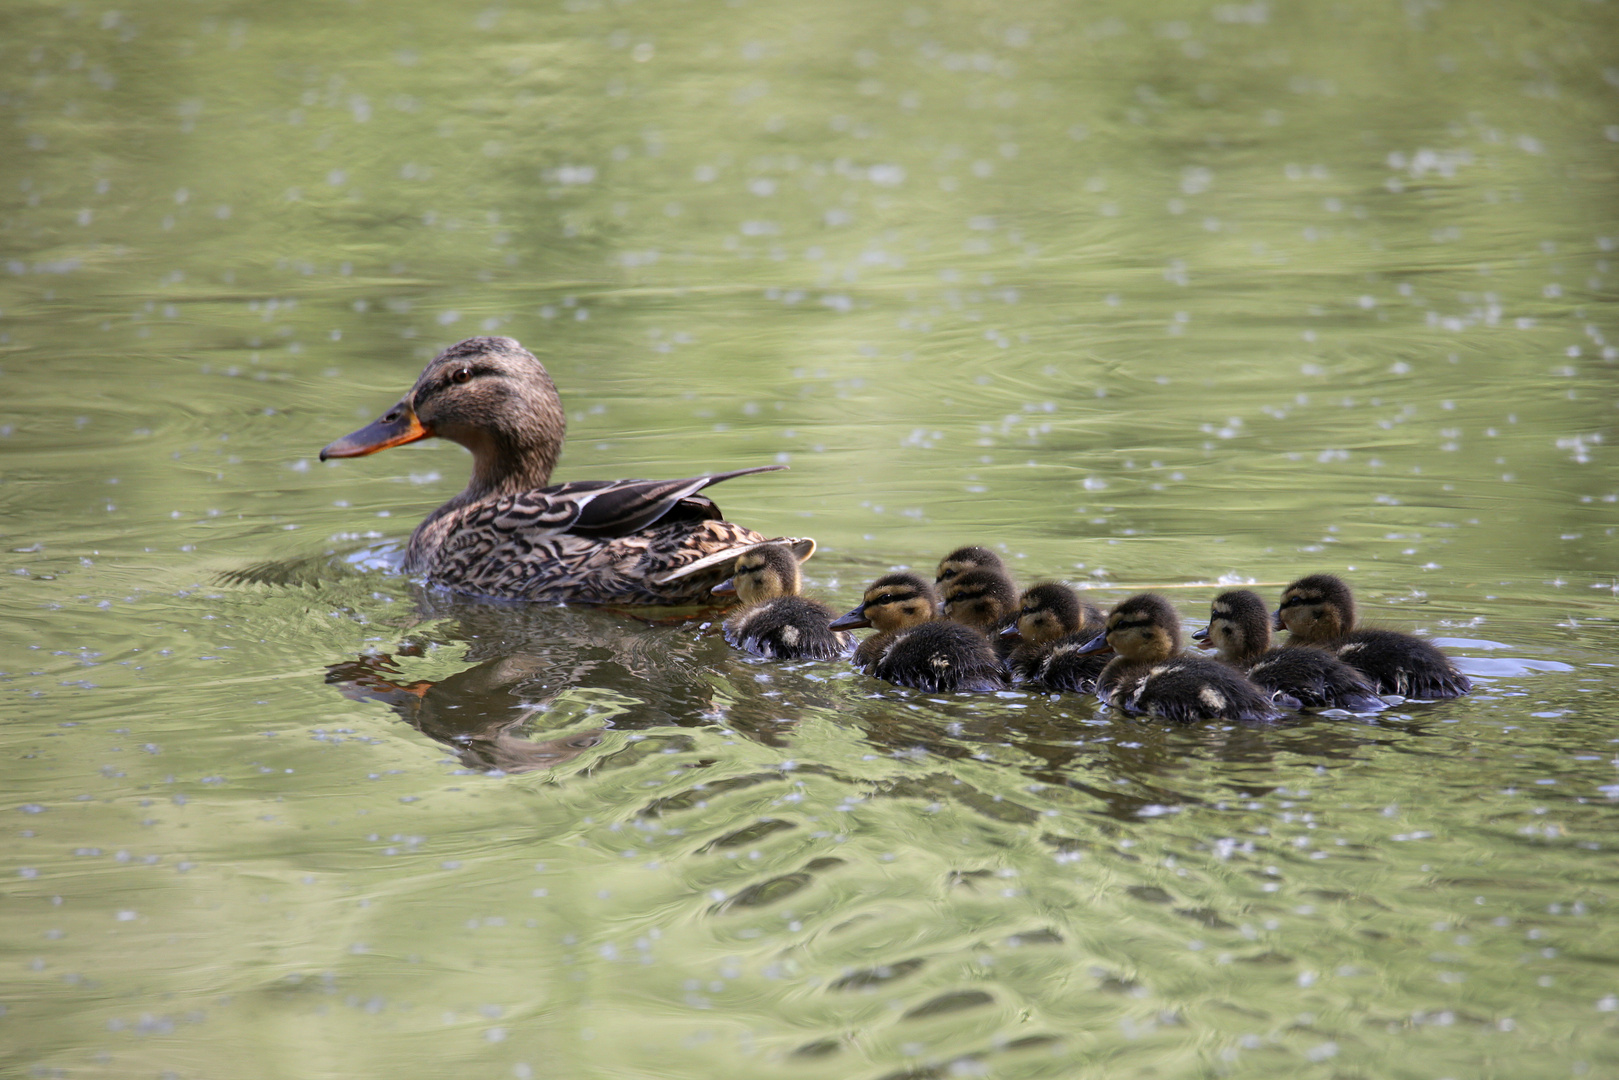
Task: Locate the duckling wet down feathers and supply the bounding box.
[1080,593,1288,723]
[830,573,1008,693]
[1195,589,1386,712]
[1005,583,1110,693]
[1275,574,1472,699]
[711,541,853,661]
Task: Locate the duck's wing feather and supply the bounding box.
[494,465,787,540]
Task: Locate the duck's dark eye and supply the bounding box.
[451,367,473,384]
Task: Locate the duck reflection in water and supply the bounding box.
[323,588,828,766]
[326,647,608,774]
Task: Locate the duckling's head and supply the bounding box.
[712,543,803,603]
[1276,573,1355,642]
[1099,593,1183,663]
[941,567,1018,631]
[829,572,940,633]
[1014,583,1091,644]
[935,546,1007,587]
[1194,589,1271,662]
[321,337,565,496]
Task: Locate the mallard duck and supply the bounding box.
[829,572,1008,692]
[710,541,853,660]
[935,545,1009,588]
[1274,574,1471,699]
[1077,593,1287,722]
[1004,582,1110,693]
[1193,589,1386,712]
[319,336,803,604]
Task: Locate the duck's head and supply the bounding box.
[712,543,805,603]
[829,572,940,632]
[941,567,1018,631]
[320,337,565,498]
[1011,582,1102,645]
[1192,589,1270,662]
[1275,573,1355,642]
[1078,593,1182,663]
[934,545,1006,587]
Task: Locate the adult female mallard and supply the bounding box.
[319,336,803,604]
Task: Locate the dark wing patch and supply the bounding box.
[562,466,786,539]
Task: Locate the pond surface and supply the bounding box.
[3,0,1618,1077]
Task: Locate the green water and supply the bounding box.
[3,0,1617,1077]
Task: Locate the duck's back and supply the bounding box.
[1247,646,1386,711]
[872,621,1007,693]
[725,596,853,660]
[1328,629,1471,699]
[420,504,767,604]
[1104,654,1283,722]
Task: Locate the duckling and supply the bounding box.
[829,573,1008,693]
[710,542,853,661]
[1193,589,1386,712]
[1077,593,1287,722]
[935,545,1009,588]
[1004,583,1110,693]
[1275,574,1471,699]
[940,565,1020,637]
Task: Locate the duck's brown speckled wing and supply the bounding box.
[409,466,792,604]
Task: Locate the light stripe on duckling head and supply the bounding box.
[858,572,941,632]
[1105,592,1184,662]
[727,543,803,603]
[934,545,1007,585]
[1276,573,1356,642]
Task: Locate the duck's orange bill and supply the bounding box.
[320,404,430,460]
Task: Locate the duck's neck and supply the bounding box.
[456,427,558,503]
[403,431,559,571]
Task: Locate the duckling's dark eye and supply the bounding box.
[451,367,474,384]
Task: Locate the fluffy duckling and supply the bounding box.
[830,573,1008,693]
[935,545,1008,588]
[711,543,853,661]
[1078,593,1287,722]
[1004,583,1110,693]
[1275,574,1471,699]
[1194,589,1385,712]
[940,565,1020,637]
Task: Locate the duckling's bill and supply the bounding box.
[827,604,870,631]
[1074,631,1114,655]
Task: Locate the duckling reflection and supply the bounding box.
[1275,573,1471,699]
